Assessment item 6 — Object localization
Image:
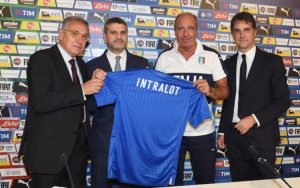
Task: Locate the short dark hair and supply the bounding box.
[230,12,256,31]
[62,16,89,29]
[174,12,198,30]
[104,17,128,33]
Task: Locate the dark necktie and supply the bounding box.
[114,56,121,71]
[238,54,247,118]
[69,59,84,123]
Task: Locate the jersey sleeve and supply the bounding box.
[188,90,211,127]
[93,72,120,107]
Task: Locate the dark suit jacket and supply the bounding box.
[86,49,149,152]
[219,47,290,151]
[19,44,90,174]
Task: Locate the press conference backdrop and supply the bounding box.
[0,0,300,187]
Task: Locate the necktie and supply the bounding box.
[69,59,84,123]
[238,54,247,118]
[114,56,121,71]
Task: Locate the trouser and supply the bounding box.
[31,125,88,188]
[227,124,276,182]
[175,133,216,185]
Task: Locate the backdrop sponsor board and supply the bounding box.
[0,0,300,186]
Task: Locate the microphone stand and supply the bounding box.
[258,157,292,188]
[61,153,75,188]
[248,145,292,188]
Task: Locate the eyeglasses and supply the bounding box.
[63,28,90,41]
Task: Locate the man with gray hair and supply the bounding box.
[19,16,105,188]
[156,12,228,185]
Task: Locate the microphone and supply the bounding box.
[248,145,268,166]
[248,145,292,188]
[60,153,75,188]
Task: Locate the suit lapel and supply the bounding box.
[99,50,113,72]
[50,45,73,84]
[229,54,238,96]
[125,49,135,69]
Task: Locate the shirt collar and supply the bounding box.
[106,49,126,59]
[238,45,256,60]
[57,43,73,63]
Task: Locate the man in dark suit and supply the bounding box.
[86,17,149,188]
[19,16,105,188]
[217,12,290,181]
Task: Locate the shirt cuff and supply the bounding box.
[81,86,86,101]
[252,114,260,127]
[218,132,224,136]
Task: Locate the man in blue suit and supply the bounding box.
[86,17,149,188]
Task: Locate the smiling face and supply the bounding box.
[174,13,198,51]
[104,23,128,55]
[231,20,256,53]
[59,20,89,57]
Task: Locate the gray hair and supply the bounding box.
[61,16,89,29]
[174,12,198,30]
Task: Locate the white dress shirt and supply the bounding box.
[106,49,127,71]
[232,45,260,126]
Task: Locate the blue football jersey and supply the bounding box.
[94,69,211,186]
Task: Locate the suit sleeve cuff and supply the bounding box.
[252,114,260,127]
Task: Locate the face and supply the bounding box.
[59,20,89,57]
[231,21,256,53]
[104,23,128,54]
[175,14,198,51]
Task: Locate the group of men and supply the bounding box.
[19,10,290,188]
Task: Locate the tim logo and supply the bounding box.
[222,2,238,10]
[0,131,12,142]
[216,171,230,177]
[200,21,217,30]
[275,28,290,36]
[13,7,37,19]
[286,167,300,174]
[200,0,221,10]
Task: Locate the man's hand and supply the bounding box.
[82,79,104,95]
[92,68,106,80]
[193,77,228,100]
[234,115,256,135]
[83,69,106,95]
[194,79,212,97]
[217,134,226,149]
